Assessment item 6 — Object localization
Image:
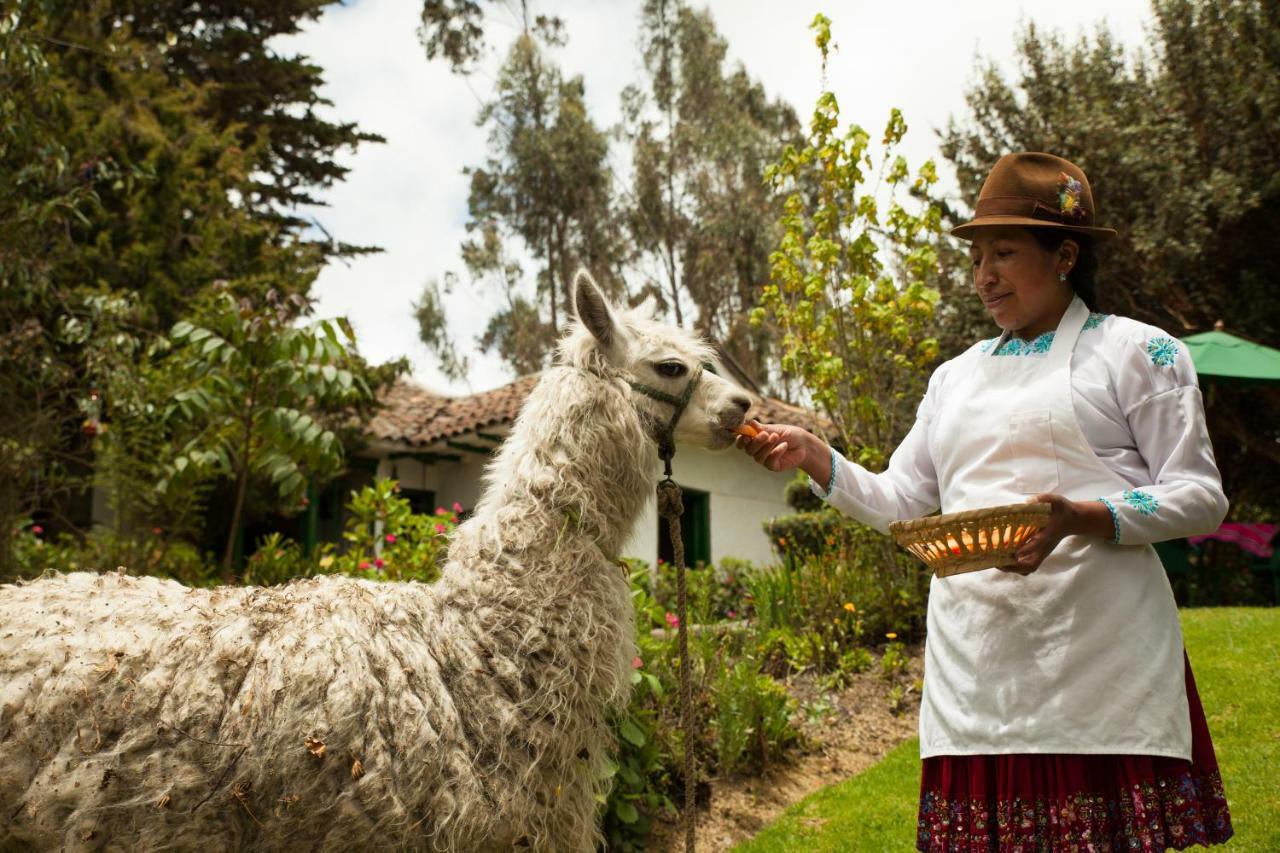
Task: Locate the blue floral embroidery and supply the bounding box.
[994,331,1055,356]
[986,313,1109,356]
[1122,489,1160,516]
[1098,496,1122,544]
[1082,312,1110,331]
[1147,336,1179,367]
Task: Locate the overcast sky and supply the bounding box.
[273,0,1152,396]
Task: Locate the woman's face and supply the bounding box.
[967,226,1075,336]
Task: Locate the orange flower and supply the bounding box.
[843,602,856,613]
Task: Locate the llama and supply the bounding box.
[0,272,753,852]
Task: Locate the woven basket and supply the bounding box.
[889,502,1052,577]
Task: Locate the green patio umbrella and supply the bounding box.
[1181,323,1280,386]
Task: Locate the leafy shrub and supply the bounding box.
[751,515,927,661]
[713,659,801,775]
[242,478,457,585]
[783,470,824,512]
[880,641,909,681]
[603,663,673,852]
[654,556,754,623]
[11,522,217,585]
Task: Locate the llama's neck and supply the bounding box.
[462,366,655,568]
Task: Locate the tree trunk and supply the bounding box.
[222,463,249,583]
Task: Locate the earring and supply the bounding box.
[1058,272,1067,282]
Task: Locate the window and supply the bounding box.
[658,487,710,567]
[400,487,436,516]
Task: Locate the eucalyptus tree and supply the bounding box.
[419,5,624,377]
[621,0,800,392]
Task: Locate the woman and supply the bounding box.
[738,152,1233,849]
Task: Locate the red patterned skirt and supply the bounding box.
[916,653,1232,851]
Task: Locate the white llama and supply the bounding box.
[0,272,753,852]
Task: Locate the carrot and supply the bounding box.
[733,423,761,439]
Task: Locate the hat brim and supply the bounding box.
[950,215,1117,242]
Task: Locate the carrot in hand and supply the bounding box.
[733,423,761,439]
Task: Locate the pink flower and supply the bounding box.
[452,501,463,513]
[434,523,447,534]
[435,507,446,515]
[374,558,385,569]
[31,525,43,535]
[631,656,643,670]
[727,610,737,619]
[358,561,370,571]
[384,533,397,544]
[664,612,680,629]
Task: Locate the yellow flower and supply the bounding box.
[885,632,898,640]
[318,555,335,569]
[842,602,856,612]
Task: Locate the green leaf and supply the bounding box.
[171,321,194,339]
[613,800,639,824]
[618,763,641,787]
[618,718,646,747]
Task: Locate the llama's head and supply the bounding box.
[562,270,754,453]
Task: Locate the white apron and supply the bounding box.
[920,296,1190,760]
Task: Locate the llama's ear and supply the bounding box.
[572,269,617,350]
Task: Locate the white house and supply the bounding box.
[358,374,826,567]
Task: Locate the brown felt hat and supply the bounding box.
[951,152,1117,241]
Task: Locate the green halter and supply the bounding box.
[624,361,712,478]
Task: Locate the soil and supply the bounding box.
[650,646,924,852]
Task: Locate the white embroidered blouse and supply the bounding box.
[810,313,1229,544]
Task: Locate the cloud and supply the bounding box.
[274,0,1150,395]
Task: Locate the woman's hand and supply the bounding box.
[734,421,818,473]
[999,494,1077,575]
[999,494,1118,575]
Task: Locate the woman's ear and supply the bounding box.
[1059,238,1081,274]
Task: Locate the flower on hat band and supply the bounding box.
[1057,172,1086,222]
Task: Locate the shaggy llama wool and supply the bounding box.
[0,273,752,852]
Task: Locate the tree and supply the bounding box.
[937,0,1280,509]
[1,0,388,561]
[754,14,942,470]
[162,288,378,579]
[419,8,624,377]
[621,0,800,391]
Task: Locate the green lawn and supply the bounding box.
[736,608,1280,852]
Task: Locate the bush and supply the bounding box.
[748,517,928,668]
[11,522,217,585]
[608,562,806,847]
[240,479,456,586]
[713,659,801,775]
[783,470,825,513]
[653,556,755,623]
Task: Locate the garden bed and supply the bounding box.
[649,645,924,851]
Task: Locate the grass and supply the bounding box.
[736,608,1280,852]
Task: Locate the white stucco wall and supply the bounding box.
[617,444,794,568]
[369,440,795,569]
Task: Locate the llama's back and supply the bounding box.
[0,570,465,852]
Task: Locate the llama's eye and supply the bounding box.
[655,361,687,378]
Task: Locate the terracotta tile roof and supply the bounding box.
[368,374,833,449]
